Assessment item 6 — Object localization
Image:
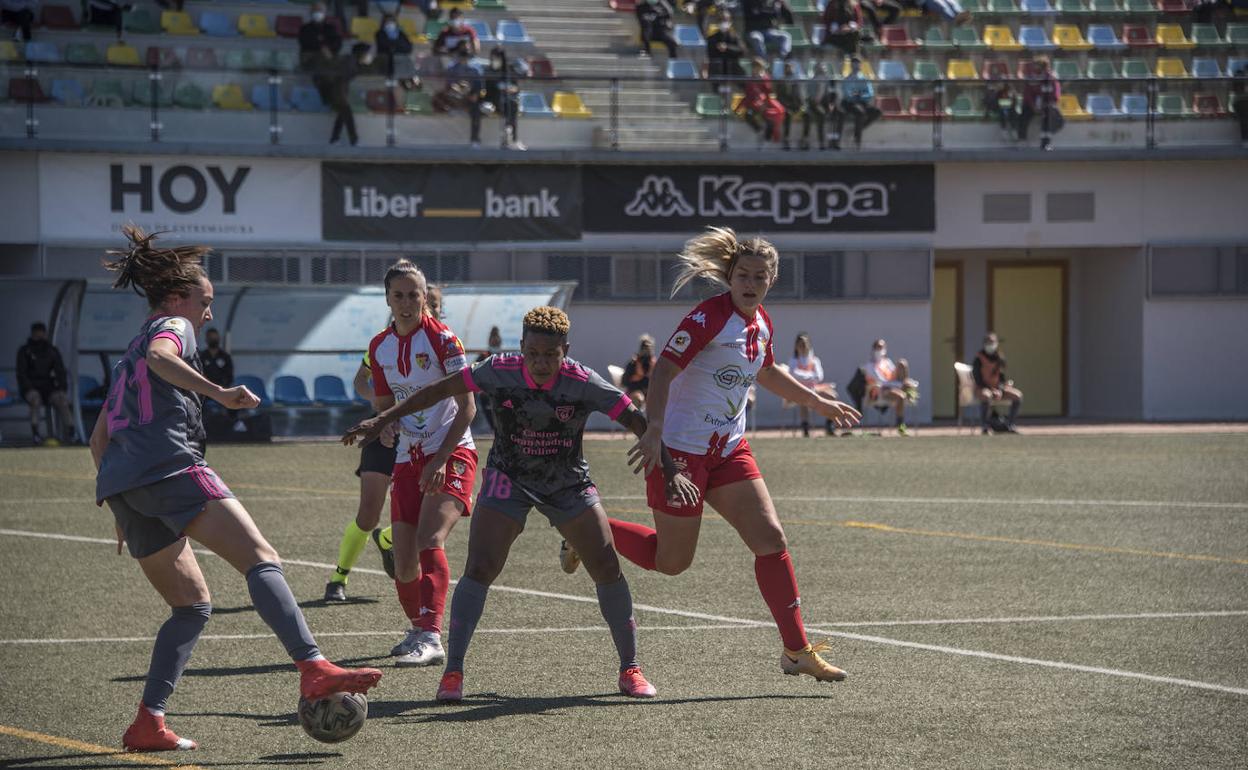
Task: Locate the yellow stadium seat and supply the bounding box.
[161,10,199,35]
[441,0,474,9]
[1154,23,1195,49]
[238,13,275,38]
[1155,57,1188,77]
[983,25,1024,51]
[1053,24,1093,51]
[1058,94,1091,120]
[946,59,978,79]
[0,40,19,61]
[212,84,253,110]
[839,58,876,78]
[730,92,744,113]
[551,91,593,118]
[398,16,423,41]
[105,42,141,66]
[351,16,380,41]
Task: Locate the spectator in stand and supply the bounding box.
[322,42,371,145]
[858,0,901,41]
[16,322,74,446]
[299,3,343,75]
[864,337,918,436]
[436,48,486,147]
[199,328,234,389]
[433,8,479,57]
[1017,56,1062,151]
[375,13,415,80]
[972,332,1022,434]
[918,0,970,24]
[788,333,838,436]
[2,0,38,42]
[740,56,786,146]
[408,0,441,23]
[804,60,835,150]
[635,0,678,59]
[1191,0,1232,23]
[425,284,443,319]
[87,0,131,41]
[775,59,805,150]
[483,45,528,150]
[819,0,864,60]
[986,82,1018,141]
[705,10,745,92]
[621,334,656,410]
[743,0,794,61]
[685,0,721,34]
[329,0,368,29]
[1232,64,1247,148]
[833,55,880,148]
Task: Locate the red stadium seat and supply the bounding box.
[40,5,79,30]
[880,24,920,48]
[1159,0,1188,10]
[1017,59,1045,79]
[610,0,638,11]
[1123,24,1158,47]
[908,94,939,118]
[146,46,181,69]
[1192,93,1225,116]
[8,77,49,102]
[877,94,905,117]
[186,47,218,69]
[981,58,1012,79]
[528,57,556,78]
[275,14,304,38]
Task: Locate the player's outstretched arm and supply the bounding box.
[147,338,260,410]
[342,370,469,447]
[757,364,862,428]
[632,357,681,475]
[618,405,700,507]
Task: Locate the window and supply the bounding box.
[803,253,844,298]
[865,250,930,298]
[983,193,1031,223]
[1046,192,1095,223]
[614,257,659,299]
[546,255,611,300]
[1151,245,1248,297]
[310,255,362,284]
[226,255,291,284]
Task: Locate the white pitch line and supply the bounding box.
[820,610,1248,628]
[600,495,1248,510]
[2,527,1245,697]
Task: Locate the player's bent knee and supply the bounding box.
[463,558,502,586]
[655,552,694,576]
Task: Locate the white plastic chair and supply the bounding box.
[955,361,1008,434]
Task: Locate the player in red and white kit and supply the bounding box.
[366,259,477,668]
[567,227,861,683]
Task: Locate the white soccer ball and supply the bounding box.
[297,691,368,744]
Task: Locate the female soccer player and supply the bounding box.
[591,227,861,683]
[788,332,837,437]
[343,307,697,702]
[91,226,380,752]
[367,260,477,668]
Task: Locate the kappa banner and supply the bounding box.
[322,164,581,241]
[583,165,935,233]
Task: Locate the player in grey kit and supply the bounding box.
[90,226,381,753]
[344,306,697,702]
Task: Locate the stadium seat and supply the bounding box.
[124,7,161,34]
[781,24,811,48]
[396,16,422,40]
[251,83,291,110]
[874,94,904,118]
[1154,57,1188,77]
[291,84,327,111]
[273,376,313,406]
[1086,58,1119,79]
[162,10,199,35]
[981,58,1012,79]
[1122,0,1160,12]
[1229,58,1248,76]
[105,42,141,66]
[1085,92,1119,116]
[271,49,299,71]
[424,19,446,38]
[947,58,978,79]
[50,78,86,106]
[90,78,127,107]
[0,40,18,62]
[1229,24,1248,46]
[528,57,555,77]
[404,89,433,113]
[986,0,1021,12]
[1189,23,1227,48]
[947,93,981,118]
[908,94,939,118]
[922,27,953,48]
[275,14,304,38]
[314,375,354,406]
[1158,0,1187,11]
[224,49,264,70]
[951,26,987,50]
[186,47,219,69]
[1154,23,1194,49]
[1017,58,1046,78]
[1021,0,1056,11]
[475,0,507,8]
[877,59,910,80]
[351,16,379,40]
[24,41,61,63]
[788,0,818,11]
[666,58,699,79]
[1122,24,1157,47]
[1057,93,1091,119]
[77,375,105,408]
[40,5,78,29]
[1192,93,1225,116]
[239,13,276,38]
[1019,25,1056,50]
[8,77,49,103]
[65,42,101,65]
[517,90,554,115]
[838,57,875,77]
[551,90,592,118]
[983,25,1024,50]
[1087,24,1125,50]
[1120,92,1148,115]
[1052,58,1083,79]
[1155,92,1188,116]
[675,23,704,47]
[233,376,271,406]
[1087,0,1124,11]
[173,81,209,109]
[911,59,941,80]
[212,83,252,110]
[695,92,731,116]
[366,88,399,112]
[1055,0,1090,12]
[199,10,235,37]
[1191,57,1223,77]
[496,20,531,43]
[1053,24,1093,50]
[880,24,919,48]
[132,78,173,107]
[146,46,180,69]
[461,19,493,43]
[1121,58,1150,77]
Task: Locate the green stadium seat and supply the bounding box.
[1190,23,1228,47]
[1154,92,1189,116]
[405,89,433,114]
[1121,58,1150,77]
[125,7,161,34]
[695,92,730,116]
[781,25,811,48]
[912,59,941,80]
[1122,0,1159,12]
[132,78,173,107]
[90,78,128,107]
[270,49,299,72]
[952,26,987,50]
[947,93,982,118]
[173,81,209,109]
[922,27,954,48]
[1227,24,1248,46]
[65,42,101,65]
[1086,59,1120,79]
[1052,58,1083,79]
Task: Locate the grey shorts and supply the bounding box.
[106,466,235,559]
[477,467,600,529]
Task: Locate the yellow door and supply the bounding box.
[990,263,1066,416]
[931,264,960,418]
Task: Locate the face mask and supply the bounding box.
[312,11,325,22]
[985,343,998,354]
[872,349,885,361]
[384,22,397,34]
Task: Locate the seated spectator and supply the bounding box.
[299,3,343,75]
[805,61,836,150]
[329,0,368,28]
[819,0,864,59]
[775,59,805,150]
[2,0,38,42]
[87,0,130,41]
[743,0,793,61]
[789,332,838,436]
[685,0,722,33]
[16,322,74,446]
[858,0,901,40]
[973,332,1022,434]
[425,283,443,319]
[433,8,479,57]
[918,0,970,24]
[985,82,1019,142]
[705,11,746,91]
[832,55,881,148]
[621,334,656,409]
[483,45,528,150]
[740,56,786,146]
[155,0,185,10]
[434,49,486,146]
[1232,64,1247,148]
[635,0,677,59]
[864,337,918,436]
[1017,56,1062,151]
[1192,0,1232,23]
[199,327,234,389]
[374,13,415,79]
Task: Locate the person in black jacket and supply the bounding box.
[483,46,528,150]
[374,13,414,79]
[299,3,343,75]
[705,11,745,91]
[636,0,677,58]
[16,322,74,445]
[743,0,793,60]
[198,328,234,389]
[972,332,1022,433]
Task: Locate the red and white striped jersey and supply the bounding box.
[659,292,775,457]
[369,315,474,461]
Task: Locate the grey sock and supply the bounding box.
[445,576,489,674]
[597,577,638,672]
[245,561,320,662]
[142,602,211,713]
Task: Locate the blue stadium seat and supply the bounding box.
[200,11,237,37]
[314,375,354,406]
[666,58,699,78]
[1087,24,1126,50]
[496,20,531,43]
[78,374,106,408]
[518,90,554,115]
[1228,58,1248,77]
[1085,92,1118,116]
[467,19,497,43]
[1120,93,1148,116]
[290,85,327,112]
[51,78,86,106]
[675,24,705,47]
[273,375,313,406]
[877,59,910,80]
[250,83,291,111]
[1021,0,1057,11]
[1191,58,1223,78]
[1019,25,1057,50]
[24,41,61,63]
[0,374,16,407]
[233,375,271,406]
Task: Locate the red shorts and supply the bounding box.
[390,445,477,525]
[645,438,762,517]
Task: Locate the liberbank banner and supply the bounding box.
[582,164,935,233]
[322,163,581,242]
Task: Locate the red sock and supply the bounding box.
[395,577,422,626]
[754,551,809,651]
[608,519,658,571]
[417,548,450,635]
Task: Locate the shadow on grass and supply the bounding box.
[209,596,381,616]
[0,750,337,769]
[111,654,392,683]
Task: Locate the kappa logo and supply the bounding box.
[667,331,692,354]
[555,405,575,422]
[624,175,695,217]
[687,311,707,327]
[414,353,430,370]
[451,479,464,491]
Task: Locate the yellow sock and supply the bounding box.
[378,526,393,550]
[332,521,371,585]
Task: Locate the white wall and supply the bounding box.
[1142,298,1248,421]
[1077,250,1144,419]
[0,152,40,244]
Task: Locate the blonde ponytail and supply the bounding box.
[670,226,779,297]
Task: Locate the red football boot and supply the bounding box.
[436,671,464,703]
[122,704,197,752]
[297,658,382,701]
[618,666,657,698]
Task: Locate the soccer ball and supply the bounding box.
[297,692,368,743]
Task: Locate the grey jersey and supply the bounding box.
[464,354,632,495]
[96,315,208,502]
